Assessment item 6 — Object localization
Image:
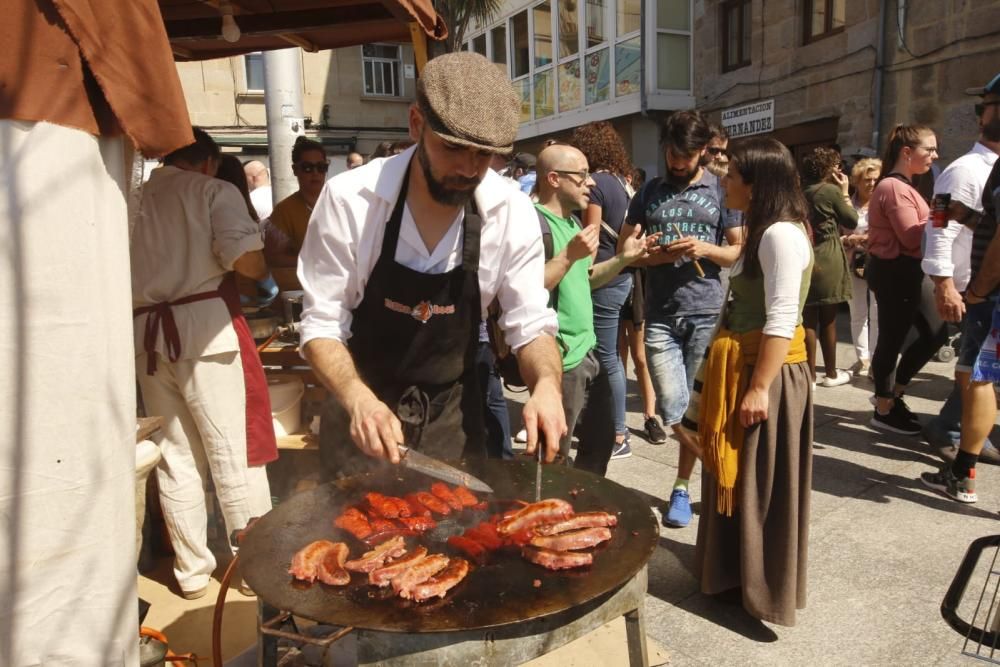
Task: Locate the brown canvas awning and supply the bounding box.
[159,0,446,61]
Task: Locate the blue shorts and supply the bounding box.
[644,314,718,425]
[957,298,998,373]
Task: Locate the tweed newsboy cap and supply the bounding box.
[417,52,520,153]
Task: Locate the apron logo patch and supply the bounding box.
[384,298,455,323]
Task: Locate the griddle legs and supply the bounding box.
[625,603,650,667]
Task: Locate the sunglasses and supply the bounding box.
[975,101,1000,116]
[296,161,329,174]
[554,169,590,182]
[707,147,726,156]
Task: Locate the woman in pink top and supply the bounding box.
[867,124,949,435]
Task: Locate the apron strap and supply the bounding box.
[380,163,411,258]
[462,199,482,271]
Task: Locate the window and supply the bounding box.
[244,52,264,92]
[558,0,580,58]
[512,10,530,77]
[656,0,692,91]
[721,0,751,72]
[533,2,553,68]
[490,25,507,67]
[616,0,640,37]
[472,34,487,57]
[804,0,845,43]
[585,0,608,49]
[362,44,403,97]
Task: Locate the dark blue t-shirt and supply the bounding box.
[626,170,742,318]
[589,171,632,289]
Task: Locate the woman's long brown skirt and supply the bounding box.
[694,360,814,627]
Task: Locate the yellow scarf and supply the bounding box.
[698,325,807,516]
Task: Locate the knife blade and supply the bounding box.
[534,444,542,502]
[397,445,494,494]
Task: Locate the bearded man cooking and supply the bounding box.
[299,52,565,472]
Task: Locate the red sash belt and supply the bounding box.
[133,289,221,375]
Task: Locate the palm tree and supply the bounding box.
[434,0,504,53]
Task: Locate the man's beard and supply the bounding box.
[983,115,1000,143]
[705,161,728,179]
[666,165,699,187]
[417,140,481,206]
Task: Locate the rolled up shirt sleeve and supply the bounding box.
[922,221,962,278]
[495,193,558,351]
[298,185,367,347]
[210,182,264,270]
[760,222,812,339]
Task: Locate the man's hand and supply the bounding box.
[522,380,567,463]
[619,227,662,263]
[347,390,404,463]
[841,233,867,250]
[831,170,850,197]
[676,237,717,261]
[644,237,692,265]
[566,225,599,262]
[934,279,966,322]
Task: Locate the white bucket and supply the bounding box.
[267,375,304,437]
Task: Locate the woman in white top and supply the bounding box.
[842,157,881,376]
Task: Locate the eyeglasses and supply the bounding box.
[296,161,329,174]
[554,169,590,182]
[707,147,726,156]
[975,101,1000,116]
[915,145,939,155]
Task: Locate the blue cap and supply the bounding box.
[966,73,1000,97]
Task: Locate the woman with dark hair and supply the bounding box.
[215,154,259,222]
[867,124,947,435]
[571,121,667,456]
[683,137,814,626]
[268,136,328,263]
[801,147,857,386]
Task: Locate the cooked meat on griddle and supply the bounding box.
[497,499,574,536]
[289,540,347,583]
[402,495,432,517]
[366,516,398,534]
[343,535,407,573]
[397,515,437,532]
[316,542,351,586]
[408,491,452,516]
[391,553,450,596]
[333,507,372,540]
[405,558,471,602]
[446,535,487,563]
[365,492,410,519]
[451,485,479,507]
[533,511,618,536]
[529,527,612,551]
[368,547,429,587]
[521,545,593,570]
[463,522,504,550]
[429,482,464,511]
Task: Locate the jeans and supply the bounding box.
[476,342,512,459]
[645,314,718,426]
[591,276,633,436]
[560,349,616,476]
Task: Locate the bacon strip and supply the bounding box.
[409,491,452,516]
[497,499,574,537]
[451,485,479,507]
[344,535,407,573]
[289,540,342,583]
[406,558,471,602]
[529,527,612,551]
[333,507,372,540]
[430,483,464,511]
[316,542,351,586]
[533,511,618,536]
[521,545,593,570]
[391,554,450,596]
[369,547,429,587]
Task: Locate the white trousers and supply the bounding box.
[0,121,137,666]
[848,272,879,363]
[137,350,272,593]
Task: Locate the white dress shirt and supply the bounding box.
[298,146,558,351]
[131,165,264,360]
[922,142,998,290]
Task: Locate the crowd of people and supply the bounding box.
[132,50,1000,629]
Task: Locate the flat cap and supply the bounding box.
[418,52,520,154]
[965,72,1000,97]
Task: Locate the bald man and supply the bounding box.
[244,160,274,219]
[534,144,656,474]
[346,152,364,170]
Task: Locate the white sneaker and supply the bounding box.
[818,369,850,387]
[514,428,527,443]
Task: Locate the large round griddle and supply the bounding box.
[239,460,658,633]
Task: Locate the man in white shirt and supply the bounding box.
[244,159,273,220]
[299,52,565,472]
[922,73,1000,465]
[132,129,279,599]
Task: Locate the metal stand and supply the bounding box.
[256,565,649,667]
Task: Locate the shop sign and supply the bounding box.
[720,99,775,138]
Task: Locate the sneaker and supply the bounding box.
[851,359,871,378]
[663,488,692,527]
[895,395,918,422]
[514,428,527,444]
[920,465,977,503]
[818,369,850,387]
[181,585,209,600]
[610,439,632,460]
[870,404,921,435]
[644,416,668,444]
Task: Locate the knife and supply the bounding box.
[534,444,542,503]
[397,445,494,494]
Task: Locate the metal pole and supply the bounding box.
[871,0,888,153]
[263,48,305,204]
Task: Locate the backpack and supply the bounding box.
[487,207,557,390]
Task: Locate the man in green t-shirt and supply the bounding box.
[535,144,657,475]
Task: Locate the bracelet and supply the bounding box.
[967,286,986,300]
